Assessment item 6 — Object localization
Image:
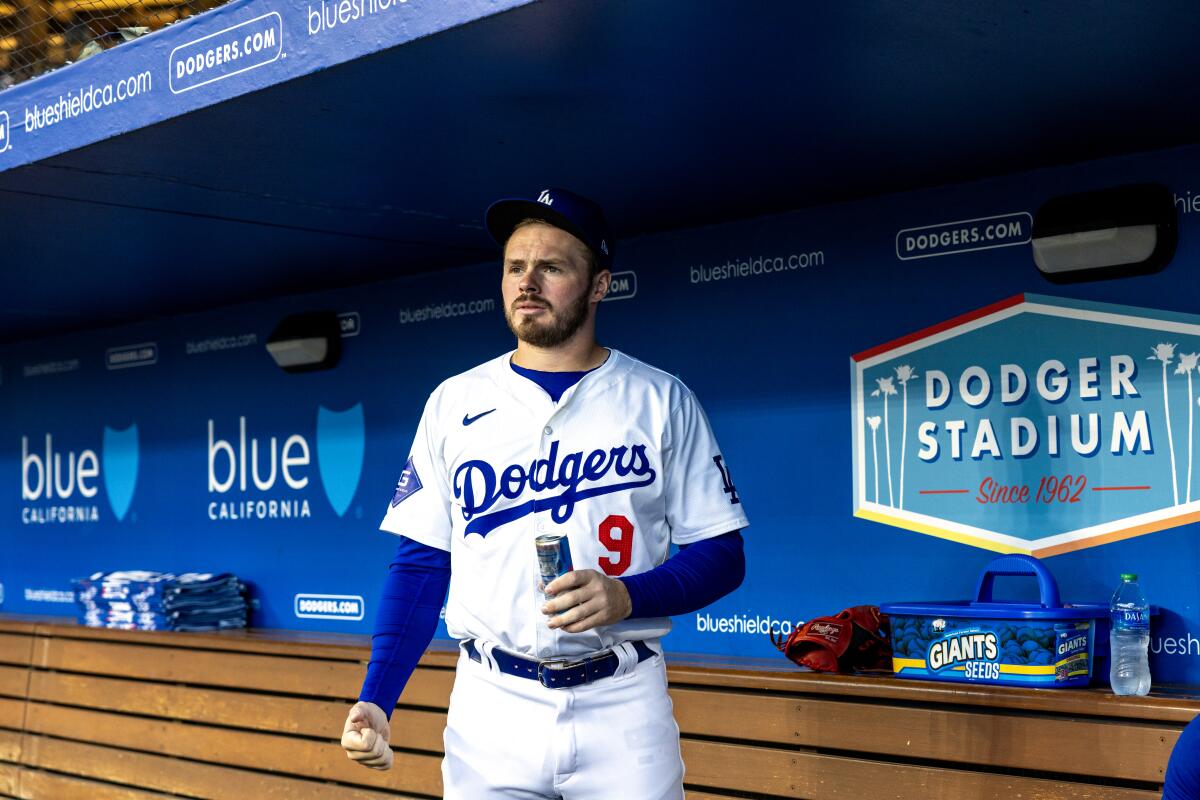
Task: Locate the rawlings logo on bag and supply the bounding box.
[807,621,843,641]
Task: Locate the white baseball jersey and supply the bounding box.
[380,348,748,659]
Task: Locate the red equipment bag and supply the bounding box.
[770,605,892,673]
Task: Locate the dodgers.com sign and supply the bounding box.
[294,593,364,621]
[895,212,1031,261]
[851,294,1200,557]
[169,13,283,94]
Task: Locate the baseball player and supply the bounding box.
[341,188,748,799]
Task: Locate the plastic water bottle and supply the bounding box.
[1109,573,1151,696]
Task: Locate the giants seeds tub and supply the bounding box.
[881,554,1107,688]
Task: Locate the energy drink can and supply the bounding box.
[536,533,573,594]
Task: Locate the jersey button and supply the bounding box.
[543,425,553,436]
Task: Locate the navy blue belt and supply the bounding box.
[464,639,656,689]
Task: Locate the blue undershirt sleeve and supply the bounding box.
[1165,714,1200,800]
[357,536,451,719]
[618,530,745,619]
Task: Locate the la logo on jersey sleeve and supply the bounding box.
[391,456,423,507]
[713,455,740,505]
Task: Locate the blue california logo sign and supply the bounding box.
[206,403,364,521]
[20,423,139,524]
[851,294,1200,556]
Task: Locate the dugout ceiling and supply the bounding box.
[1,0,1200,343]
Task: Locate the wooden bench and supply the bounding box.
[0,616,1193,799]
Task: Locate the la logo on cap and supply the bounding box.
[538,190,553,206]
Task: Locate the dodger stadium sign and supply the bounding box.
[851,294,1200,556]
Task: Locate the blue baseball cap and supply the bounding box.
[486,187,613,270]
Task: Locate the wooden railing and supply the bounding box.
[0,616,1194,799]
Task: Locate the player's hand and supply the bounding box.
[341,701,393,770]
[542,569,632,633]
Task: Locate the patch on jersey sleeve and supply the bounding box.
[712,455,740,505]
[390,456,423,507]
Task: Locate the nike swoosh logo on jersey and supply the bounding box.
[462,409,496,426]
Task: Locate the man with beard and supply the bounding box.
[341,188,748,799]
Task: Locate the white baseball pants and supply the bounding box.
[441,646,685,799]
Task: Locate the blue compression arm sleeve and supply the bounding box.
[618,530,745,618]
[358,536,451,719]
[1165,714,1200,799]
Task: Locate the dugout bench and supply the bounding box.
[0,616,1192,799]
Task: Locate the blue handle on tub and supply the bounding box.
[972,554,1061,608]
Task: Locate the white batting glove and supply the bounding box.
[341,701,393,770]
[543,569,633,633]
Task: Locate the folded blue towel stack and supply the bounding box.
[73,571,248,631]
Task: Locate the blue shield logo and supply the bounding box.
[102,424,139,521]
[316,404,365,517]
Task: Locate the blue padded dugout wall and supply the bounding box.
[6,139,1200,685]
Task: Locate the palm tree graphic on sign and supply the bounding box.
[1150,343,1179,505]
[1175,352,1200,503]
[867,416,882,503]
[894,365,918,511]
[871,376,898,507]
